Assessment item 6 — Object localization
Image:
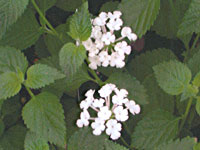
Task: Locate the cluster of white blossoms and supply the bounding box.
[76,83,141,140]
[82,11,137,70]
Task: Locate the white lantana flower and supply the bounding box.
[125,100,141,115]
[98,106,112,120]
[113,106,129,122]
[121,27,137,41]
[106,119,122,140]
[101,32,116,45]
[91,118,105,135]
[76,110,90,128]
[88,55,101,70]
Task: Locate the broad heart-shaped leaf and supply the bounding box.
[0,71,24,100]
[0,0,29,39]
[178,0,200,35]
[0,46,28,74]
[153,60,192,95]
[118,0,160,38]
[24,131,49,150]
[22,92,66,147]
[59,43,87,77]
[107,71,148,105]
[25,64,65,89]
[155,137,196,150]
[193,72,200,87]
[0,9,43,50]
[100,1,120,12]
[68,2,92,41]
[127,48,177,82]
[0,124,27,150]
[56,0,82,12]
[196,96,200,116]
[187,48,200,76]
[68,128,106,150]
[104,140,128,150]
[131,110,179,150]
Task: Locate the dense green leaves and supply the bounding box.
[132,110,179,149]
[118,0,160,38]
[194,143,200,150]
[0,46,28,74]
[22,92,66,147]
[0,0,29,39]
[59,43,86,77]
[178,0,200,35]
[0,71,24,100]
[0,9,43,50]
[68,2,92,41]
[153,60,192,95]
[104,140,128,150]
[68,128,106,150]
[25,64,65,89]
[107,71,148,105]
[187,48,200,76]
[196,96,200,116]
[193,72,200,87]
[24,131,49,150]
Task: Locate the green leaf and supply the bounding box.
[0,9,43,50]
[127,48,177,82]
[155,137,196,150]
[24,131,49,150]
[132,110,179,150]
[193,72,200,87]
[68,128,106,150]
[178,0,200,35]
[0,124,27,150]
[25,64,65,89]
[118,0,160,38]
[104,140,128,150]
[0,46,28,74]
[0,0,29,39]
[36,0,57,13]
[59,43,86,77]
[107,71,148,105]
[196,96,200,116]
[194,143,200,150]
[0,120,5,137]
[68,2,92,41]
[22,92,66,147]
[180,84,199,101]
[153,60,192,95]
[100,1,120,12]
[56,0,82,12]
[0,71,23,100]
[187,48,200,76]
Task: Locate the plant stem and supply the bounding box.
[120,136,130,148]
[25,86,35,98]
[31,0,60,38]
[179,97,193,133]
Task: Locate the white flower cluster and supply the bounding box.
[83,11,137,70]
[76,83,141,140]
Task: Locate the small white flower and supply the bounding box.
[106,119,122,140]
[91,118,105,135]
[108,11,122,20]
[76,110,90,128]
[114,41,131,55]
[93,98,105,108]
[91,26,102,39]
[107,18,123,31]
[98,51,111,67]
[98,83,116,98]
[101,32,116,45]
[98,106,112,120]
[88,55,101,70]
[125,100,141,115]
[95,39,104,49]
[93,12,108,26]
[85,89,95,98]
[110,52,125,68]
[83,38,94,51]
[113,106,129,122]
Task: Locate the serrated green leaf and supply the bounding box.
[118,0,160,38]
[59,43,86,77]
[0,71,23,100]
[193,72,200,87]
[56,0,82,12]
[100,1,119,12]
[68,128,106,150]
[0,0,29,39]
[68,2,92,41]
[36,0,57,13]
[104,140,128,150]
[196,96,200,116]
[25,64,65,89]
[132,110,179,150]
[153,60,192,95]
[178,0,200,35]
[0,9,43,50]
[22,92,66,147]
[107,71,148,105]
[155,137,195,150]
[194,143,200,150]
[180,84,198,101]
[188,48,200,76]
[24,131,49,150]
[127,48,177,82]
[0,124,27,150]
[0,46,28,74]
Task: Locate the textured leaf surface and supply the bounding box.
[118,0,160,38]
[193,72,200,87]
[180,84,198,101]
[132,110,179,149]
[107,71,148,105]
[22,92,66,147]
[36,0,57,13]
[0,0,29,39]
[68,128,106,150]
[0,46,28,74]
[56,0,82,12]
[59,43,86,77]
[100,1,120,12]
[24,131,49,150]
[196,96,200,116]
[187,48,200,76]
[68,2,92,41]
[0,9,43,50]
[25,64,65,89]
[153,60,192,95]
[104,140,128,150]
[0,72,23,100]
[155,137,195,150]
[128,48,177,82]
[178,0,200,35]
